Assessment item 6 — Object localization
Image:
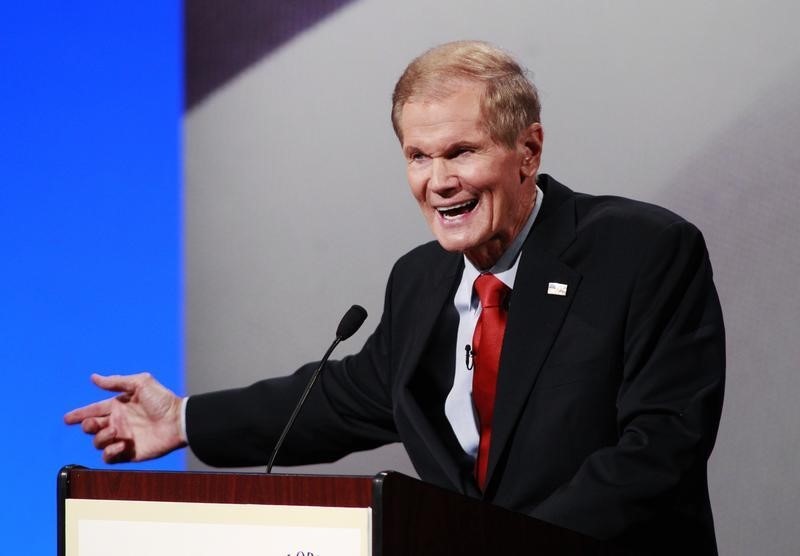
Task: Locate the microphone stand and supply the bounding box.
[266,336,341,474]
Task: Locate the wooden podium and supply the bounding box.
[58,465,616,555]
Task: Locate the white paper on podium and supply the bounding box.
[66,498,371,556]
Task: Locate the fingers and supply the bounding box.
[65,373,146,423]
[92,424,135,463]
[70,414,135,463]
[80,416,109,434]
[93,424,118,450]
[64,398,114,424]
[103,439,134,464]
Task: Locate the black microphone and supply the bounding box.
[336,304,368,341]
[266,304,368,473]
[465,344,474,370]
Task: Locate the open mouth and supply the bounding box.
[436,199,478,220]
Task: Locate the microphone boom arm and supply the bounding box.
[266,337,341,474]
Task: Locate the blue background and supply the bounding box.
[0,3,183,554]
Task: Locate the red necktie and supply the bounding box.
[471,273,510,490]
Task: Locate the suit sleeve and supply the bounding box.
[186,270,401,467]
[530,220,725,540]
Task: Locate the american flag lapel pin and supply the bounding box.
[547,282,568,296]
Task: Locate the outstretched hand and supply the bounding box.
[64,373,187,463]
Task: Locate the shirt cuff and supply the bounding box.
[179,396,189,443]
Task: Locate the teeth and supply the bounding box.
[436,200,475,214]
[437,201,471,212]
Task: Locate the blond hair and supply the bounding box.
[391,41,541,147]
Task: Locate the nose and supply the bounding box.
[429,157,458,194]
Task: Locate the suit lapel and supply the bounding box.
[396,250,478,493]
[485,177,583,491]
[400,250,463,374]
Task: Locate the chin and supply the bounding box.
[426,212,489,253]
[431,232,480,254]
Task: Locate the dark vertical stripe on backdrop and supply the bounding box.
[185,0,358,109]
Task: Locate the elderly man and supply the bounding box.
[66,41,725,554]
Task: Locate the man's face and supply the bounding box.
[399,85,542,269]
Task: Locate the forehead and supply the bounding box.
[399,86,489,149]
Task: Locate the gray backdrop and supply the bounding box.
[184,2,800,554]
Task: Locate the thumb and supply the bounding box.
[91,372,146,395]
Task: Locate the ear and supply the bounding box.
[518,123,543,178]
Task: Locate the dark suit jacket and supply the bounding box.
[187,175,725,554]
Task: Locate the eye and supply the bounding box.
[408,151,428,163]
[450,147,474,159]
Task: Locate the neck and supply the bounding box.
[465,241,507,271]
